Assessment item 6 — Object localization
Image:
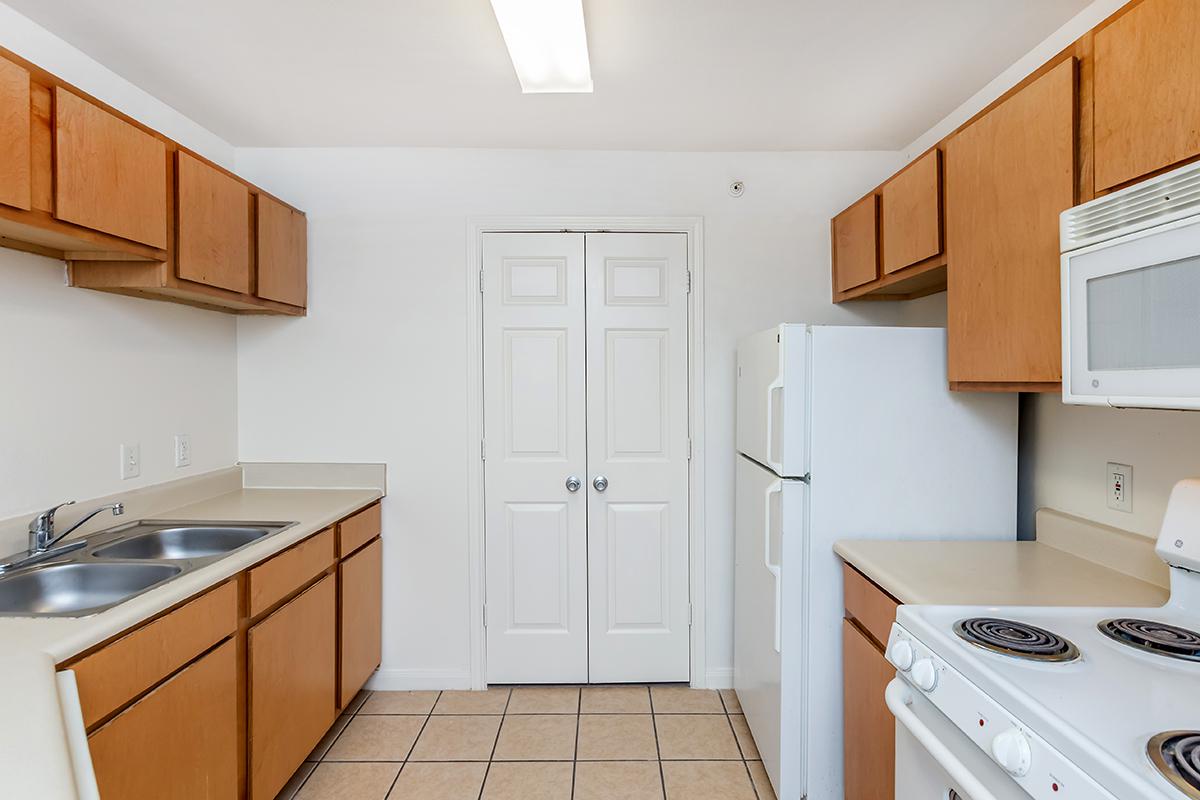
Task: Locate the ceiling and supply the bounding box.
[5,0,1090,150]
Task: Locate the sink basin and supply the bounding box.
[92,526,273,560]
[0,562,181,616]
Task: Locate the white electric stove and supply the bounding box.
[885,479,1200,800]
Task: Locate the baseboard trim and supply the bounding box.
[705,667,734,689]
[366,668,473,691]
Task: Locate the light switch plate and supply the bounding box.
[174,434,191,468]
[120,443,141,480]
[1107,462,1132,512]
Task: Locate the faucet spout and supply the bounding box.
[28,501,124,554]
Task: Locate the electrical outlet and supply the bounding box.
[174,434,191,468]
[1107,462,1132,512]
[120,443,141,480]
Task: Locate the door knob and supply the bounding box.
[565,476,582,493]
[593,475,609,492]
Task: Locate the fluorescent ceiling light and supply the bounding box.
[489,0,594,93]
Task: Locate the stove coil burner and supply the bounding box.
[1099,618,1200,662]
[1149,732,1200,799]
[953,617,1080,662]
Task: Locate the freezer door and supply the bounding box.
[734,455,807,798]
[736,325,807,478]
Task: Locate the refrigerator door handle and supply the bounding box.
[764,480,783,653]
[764,378,785,475]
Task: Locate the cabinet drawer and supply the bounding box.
[70,580,237,729]
[248,527,335,617]
[842,563,899,648]
[53,87,167,248]
[0,55,31,211]
[340,538,383,707]
[338,502,381,557]
[88,638,239,800]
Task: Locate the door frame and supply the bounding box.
[465,217,707,689]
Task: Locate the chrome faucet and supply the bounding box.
[0,501,127,573]
[28,500,124,553]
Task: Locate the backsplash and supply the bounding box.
[1022,393,1200,539]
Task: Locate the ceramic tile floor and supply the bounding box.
[276,685,778,800]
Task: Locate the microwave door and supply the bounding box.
[1064,215,1200,409]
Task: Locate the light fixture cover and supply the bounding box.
[489,0,594,93]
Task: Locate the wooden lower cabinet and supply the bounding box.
[842,619,896,800]
[248,572,338,800]
[340,537,383,707]
[88,639,238,800]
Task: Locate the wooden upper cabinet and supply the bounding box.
[832,194,878,294]
[176,151,251,293]
[0,56,31,211]
[945,58,1076,389]
[880,149,941,274]
[1094,0,1200,191]
[257,193,307,307]
[53,87,167,248]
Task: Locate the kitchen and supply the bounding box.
[0,0,1198,798]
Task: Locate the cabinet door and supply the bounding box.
[945,58,1075,387]
[177,151,251,293]
[340,537,382,708]
[54,87,167,248]
[256,193,307,306]
[249,573,337,800]
[0,55,31,211]
[1094,0,1200,191]
[832,194,878,293]
[88,638,238,800]
[842,620,895,800]
[881,149,941,274]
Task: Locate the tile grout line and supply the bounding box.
[570,688,581,800]
[475,688,512,800]
[291,689,372,798]
[721,690,761,800]
[648,687,668,800]
[385,690,442,800]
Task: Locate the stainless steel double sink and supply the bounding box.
[0,520,296,617]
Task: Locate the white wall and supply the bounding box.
[0,1,235,168]
[0,250,238,529]
[233,147,945,687]
[0,5,239,535]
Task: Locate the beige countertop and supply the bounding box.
[0,466,384,800]
[834,517,1171,609]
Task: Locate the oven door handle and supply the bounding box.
[885,679,1002,800]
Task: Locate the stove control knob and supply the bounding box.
[889,640,915,671]
[991,728,1032,777]
[911,658,938,692]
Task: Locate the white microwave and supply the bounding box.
[1061,160,1200,410]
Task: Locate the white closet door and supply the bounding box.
[483,232,588,683]
[584,232,691,683]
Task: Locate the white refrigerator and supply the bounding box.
[734,325,1018,800]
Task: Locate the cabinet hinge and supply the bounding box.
[480,439,486,461]
[687,439,693,460]
[686,270,693,293]
[483,604,488,626]
[688,604,694,626]
[479,269,485,292]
